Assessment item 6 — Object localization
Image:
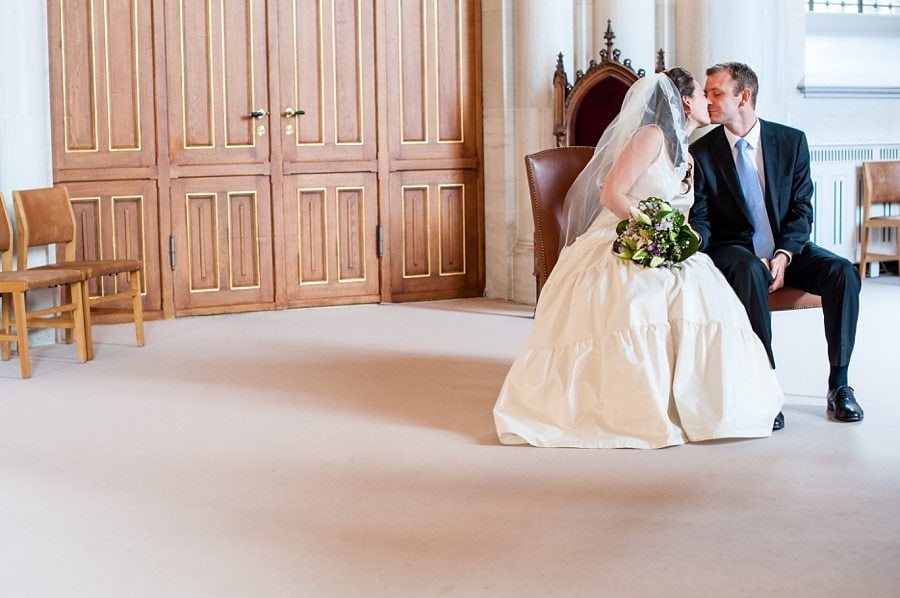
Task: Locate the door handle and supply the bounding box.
[249,109,268,119]
[284,107,306,117]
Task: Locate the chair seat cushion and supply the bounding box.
[31,259,142,278]
[768,286,821,311]
[0,268,86,291]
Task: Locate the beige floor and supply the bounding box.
[1,276,898,597]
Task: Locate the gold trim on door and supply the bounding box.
[110,194,148,293]
[401,184,431,279]
[71,195,103,253]
[60,0,100,153]
[185,192,221,293]
[103,0,143,152]
[226,190,263,290]
[332,0,365,146]
[336,186,367,283]
[179,0,216,150]
[438,183,465,276]
[398,0,428,145]
[222,0,259,149]
[297,187,329,286]
[435,0,464,144]
[289,0,326,147]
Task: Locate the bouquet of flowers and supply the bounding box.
[612,197,699,268]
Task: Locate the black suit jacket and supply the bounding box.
[689,120,814,256]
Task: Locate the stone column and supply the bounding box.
[510,0,575,302]
[656,0,676,71]
[573,0,594,73]
[592,0,657,72]
[481,0,517,300]
[482,0,575,302]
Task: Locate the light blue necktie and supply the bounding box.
[735,138,775,259]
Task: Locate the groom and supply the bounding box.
[689,62,863,429]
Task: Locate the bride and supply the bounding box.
[493,68,784,449]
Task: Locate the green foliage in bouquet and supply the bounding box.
[612,197,700,268]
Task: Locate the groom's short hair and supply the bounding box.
[707,62,759,108]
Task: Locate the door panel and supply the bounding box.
[170,176,274,312]
[64,179,161,312]
[388,169,481,300]
[49,0,156,174]
[165,0,270,169]
[282,172,379,303]
[380,1,483,302]
[277,0,377,170]
[383,0,479,164]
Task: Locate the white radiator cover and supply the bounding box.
[809,144,900,264]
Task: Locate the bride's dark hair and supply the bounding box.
[664,67,696,99]
[663,67,696,192]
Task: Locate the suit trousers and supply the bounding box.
[707,242,860,369]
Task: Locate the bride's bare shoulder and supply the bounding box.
[631,124,664,150]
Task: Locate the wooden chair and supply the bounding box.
[13,185,145,360]
[858,160,900,280]
[0,192,88,378]
[525,146,822,312]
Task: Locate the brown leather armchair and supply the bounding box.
[525,146,822,312]
[526,147,595,296]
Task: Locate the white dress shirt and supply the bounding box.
[722,120,793,263]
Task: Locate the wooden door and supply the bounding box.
[48,0,484,317]
[383,0,480,165]
[275,0,381,307]
[47,0,161,318]
[164,0,275,313]
[164,0,270,173]
[49,0,157,175]
[170,176,274,311]
[282,172,379,304]
[276,0,377,170]
[387,169,480,299]
[381,0,483,301]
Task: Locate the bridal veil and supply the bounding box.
[559,72,690,249]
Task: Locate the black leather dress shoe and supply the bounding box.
[827,385,864,422]
[773,411,784,431]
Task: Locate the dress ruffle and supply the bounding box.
[494,207,784,449]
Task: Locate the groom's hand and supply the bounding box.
[768,253,789,292]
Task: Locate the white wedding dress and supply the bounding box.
[494,147,784,448]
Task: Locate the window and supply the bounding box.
[800,7,900,96]
[807,1,900,14]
